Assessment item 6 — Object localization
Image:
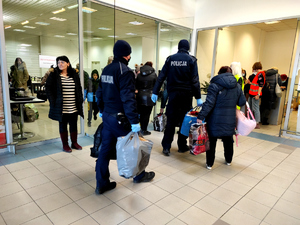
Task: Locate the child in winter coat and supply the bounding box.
[86,69,99,127]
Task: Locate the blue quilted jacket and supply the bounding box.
[197,72,246,137]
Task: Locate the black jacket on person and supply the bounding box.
[152,49,201,99]
[197,72,246,137]
[45,67,84,122]
[135,65,157,106]
[264,68,282,107]
[96,56,139,124]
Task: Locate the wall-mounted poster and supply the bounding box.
[0,69,6,146]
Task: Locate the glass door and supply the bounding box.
[282,19,300,137]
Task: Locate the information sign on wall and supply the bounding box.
[39,55,56,68]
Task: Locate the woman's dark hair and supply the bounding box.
[14,57,23,68]
[56,55,74,75]
[242,69,247,78]
[145,61,153,67]
[252,62,262,70]
[218,66,232,74]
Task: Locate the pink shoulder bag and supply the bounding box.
[236,102,256,136]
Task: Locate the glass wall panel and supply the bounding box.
[3,0,80,145]
[82,1,115,136]
[151,23,192,115]
[0,68,5,146]
[196,29,216,95]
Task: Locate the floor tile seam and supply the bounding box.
[265,208,300,221]
[213,155,284,215]
[192,195,231,218]
[71,215,100,225]
[114,192,156,216]
[219,152,298,221]
[149,198,190,221]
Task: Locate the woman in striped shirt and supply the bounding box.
[46,56,84,152]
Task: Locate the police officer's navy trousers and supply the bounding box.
[162,91,192,150]
[95,112,145,189]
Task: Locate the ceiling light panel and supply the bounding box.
[13,29,25,32]
[21,20,29,25]
[50,17,67,21]
[52,8,65,14]
[98,27,111,30]
[23,26,36,29]
[129,21,144,25]
[82,7,97,13]
[67,4,78,9]
[35,22,50,26]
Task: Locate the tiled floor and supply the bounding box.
[1,125,300,225]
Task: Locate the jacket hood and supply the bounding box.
[211,72,237,89]
[265,68,278,77]
[140,65,155,76]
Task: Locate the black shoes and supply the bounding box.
[87,122,91,127]
[163,148,170,156]
[95,181,116,195]
[94,115,97,120]
[133,172,155,183]
[141,130,151,136]
[178,145,189,153]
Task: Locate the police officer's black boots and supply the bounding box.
[163,148,170,156]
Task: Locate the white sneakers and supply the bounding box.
[226,162,231,166]
[206,164,212,170]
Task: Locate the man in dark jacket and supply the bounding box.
[197,66,246,169]
[152,39,202,156]
[95,40,155,195]
[261,68,282,125]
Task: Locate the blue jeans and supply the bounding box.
[248,97,260,123]
[95,112,145,189]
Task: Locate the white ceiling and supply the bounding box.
[3,1,297,43]
[2,0,191,42]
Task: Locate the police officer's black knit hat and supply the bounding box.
[113,40,132,57]
[178,39,190,51]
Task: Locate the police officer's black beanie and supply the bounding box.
[113,40,132,58]
[178,39,190,51]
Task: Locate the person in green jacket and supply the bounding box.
[11,57,29,91]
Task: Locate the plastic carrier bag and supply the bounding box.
[180,106,200,137]
[153,113,167,132]
[116,132,153,179]
[189,123,210,155]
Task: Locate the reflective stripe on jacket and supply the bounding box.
[249,71,265,96]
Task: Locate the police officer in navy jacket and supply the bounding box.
[95,40,155,194]
[152,39,202,156]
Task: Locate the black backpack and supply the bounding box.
[90,122,116,159]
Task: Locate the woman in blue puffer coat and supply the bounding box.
[197,66,246,170]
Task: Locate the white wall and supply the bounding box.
[261,29,296,74]
[194,0,300,29]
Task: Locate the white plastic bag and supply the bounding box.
[116,132,153,179]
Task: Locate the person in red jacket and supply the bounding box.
[248,62,265,129]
